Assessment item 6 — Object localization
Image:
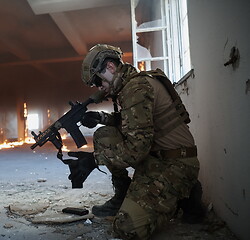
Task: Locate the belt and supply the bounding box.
[151,146,197,158]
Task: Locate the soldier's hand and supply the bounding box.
[67,151,97,170]
[81,111,101,128]
[62,151,97,188]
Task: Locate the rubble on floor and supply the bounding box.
[0,180,238,240]
[0,143,239,240]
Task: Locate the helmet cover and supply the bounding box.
[81,44,123,86]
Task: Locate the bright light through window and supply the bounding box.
[27,114,39,130]
[131,0,191,82]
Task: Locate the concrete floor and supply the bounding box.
[0,138,238,240]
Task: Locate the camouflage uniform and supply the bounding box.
[94,64,199,239]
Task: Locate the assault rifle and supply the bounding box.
[30,90,106,160]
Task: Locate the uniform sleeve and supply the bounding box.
[114,78,155,167]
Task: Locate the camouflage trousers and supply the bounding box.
[93,126,200,239]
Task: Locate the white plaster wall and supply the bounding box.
[176,1,250,239]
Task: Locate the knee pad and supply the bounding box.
[113,211,137,239]
[113,198,155,240]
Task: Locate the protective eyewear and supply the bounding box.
[92,75,103,87]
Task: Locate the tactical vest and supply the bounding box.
[128,68,190,139]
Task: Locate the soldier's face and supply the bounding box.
[98,62,116,93]
[99,79,111,93]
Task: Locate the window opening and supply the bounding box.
[130,0,191,83]
[27,113,39,130]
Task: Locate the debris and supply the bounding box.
[3,223,13,229]
[84,219,92,225]
[207,203,213,212]
[9,202,49,216]
[37,178,47,183]
[202,220,226,233]
[99,193,108,197]
[0,142,238,240]
[31,212,94,224]
[105,216,115,222]
[17,183,25,186]
[62,207,89,216]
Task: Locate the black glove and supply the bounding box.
[62,151,97,188]
[81,111,101,128]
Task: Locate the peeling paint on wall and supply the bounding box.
[224,46,240,70]
[242,189,246,200]
[245,79,250,94]
[224,202,239,216]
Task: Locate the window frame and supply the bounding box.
[130,0,191,83]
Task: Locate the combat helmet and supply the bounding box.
[81,44,123,86]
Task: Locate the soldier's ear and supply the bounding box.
[106,61,116,74]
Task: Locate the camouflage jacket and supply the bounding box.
[99,64,195,166]
[99,64,155,166]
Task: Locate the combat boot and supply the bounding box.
[177,180,206,224]
[92,174,131,217]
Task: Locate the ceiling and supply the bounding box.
[0,0,133,109]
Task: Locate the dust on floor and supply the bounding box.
[0,142,238,240]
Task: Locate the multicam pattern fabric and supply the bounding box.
[127,154,199,214]
[112,154,199,240]
[93,126,130,169]
[92,64,200,239]
[94,66,155,168]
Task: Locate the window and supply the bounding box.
[130,0,191,83]
[27,113,39,130]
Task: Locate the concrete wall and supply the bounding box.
[176,1,250,239]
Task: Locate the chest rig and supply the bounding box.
[128,68,190,138]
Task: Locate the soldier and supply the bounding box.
[70,44,204,239]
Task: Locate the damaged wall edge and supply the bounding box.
[174,69,194,88]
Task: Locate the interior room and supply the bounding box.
[0,0,249,239]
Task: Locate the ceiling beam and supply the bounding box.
[27,0,128,15]
[0,38,61,82]
[50,12,87,55]
[0,38,30,60]
[0,56,83,67]
[0,52,132,67]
